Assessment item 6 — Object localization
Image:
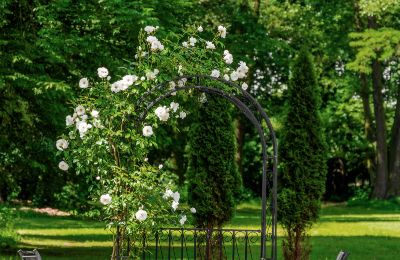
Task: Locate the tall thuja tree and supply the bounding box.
[187,94,242,230]
[279,49,326,260]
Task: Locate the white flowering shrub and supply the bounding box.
[55,25,250,255]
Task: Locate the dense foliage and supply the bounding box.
[279,50,327,260]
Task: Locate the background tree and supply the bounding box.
[279,49,326,260]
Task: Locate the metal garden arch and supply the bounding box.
[118,75,278,260]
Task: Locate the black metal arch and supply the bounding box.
[133,75,278,260]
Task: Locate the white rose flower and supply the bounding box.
[135,209,148,221]
[144,157,149,162]
[96,176,101,180]
[241,82,249,91]
[75,105,85,116]
[172,201,179,211]
[206,41,215,50]
[197,26,203,32]
[211,69,220,78]
[155,106,170,121]
[144,25,157,34]
[189,37,197,47]
[58,161,69,171]
[122,75,138,86]
[100,194,112,205]
[97,67,109,78]
[190,207,197,213]
[146,69,159,81]
[179,215,187,225]
[81,114,88,121]
[178,78,186,87]
[146,36,164,51]
[182,41,188,48]
[142,126,153,137]
[230,71,239,81]
[179,111,187,119]
[91,110,99,118]
[159,164,163,170]
[223,50,233,64]
[56,139,69,151]
[170,102,179,112]
[66,115,74,126]
[172,191,180,202]
[218,25,227,38]
[79,78,89,89]
[223,74,230,81]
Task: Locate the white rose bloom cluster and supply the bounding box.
[218,25,227,38]
[79,78,89,89]
[211,69,220,78]
[163,189,180,211]
[206,41,215,50]
[111,74,138,93]
[144,25,158,34]
[230,61,249,82]
[56,139,69,151]
[100,194,112,205]
[223,50,233,64]
[135,209,148,222]
[189,37,197,47]
[146,36,164,51]
[146,69,159,81]
[97,67,108,78]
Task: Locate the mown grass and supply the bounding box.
[1,200,399,259]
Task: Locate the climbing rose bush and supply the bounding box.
[55,24,249,255]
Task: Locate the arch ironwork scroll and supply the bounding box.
[118,75,278,260]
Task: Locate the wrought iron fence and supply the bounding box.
[116,227,272,260]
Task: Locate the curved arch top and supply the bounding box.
[134,75,278,260]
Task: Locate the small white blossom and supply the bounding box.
[107,76,111,81]
[178,78,187,87]
[223,50,233,64]
[189,37,197,47]
[77,121,90,136]
[58,161,69,171]
[159,164,163,170]
[146,69,159,81]
[135,209,148,221]
[163,189,174,199]
[182,41,189,48]
[144,157,149,162]
[56,139,69,151]
[100,194,112,205]
[218,25,227,38]
[170,102,179,112]
[223,74,230,81]
[211,69,220,78]
[140,76,146,81]
[143,126,153,137]
[146,36,164,51]
[123,75,138,86]
[230,71,239,81]
[79,78,89,89]
[97,67,109,78]
[96,176,101,180]
[172,201,179,211]
[179,111,187,119]
[155,106,170,121]
[66,115,74,126]
[190,207,196,213]
[81,114,88,121]
[91,110,99,118]
[172,191,180,202]
[75,105,85,116]
[241,82,248,91]
[206,41,215,50]
[179,215,187,225]
[197,26,203,32]
[144,25,157,34]
[93,119,102,128]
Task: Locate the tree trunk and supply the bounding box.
[368,16,389,199]
[388,87,400,196]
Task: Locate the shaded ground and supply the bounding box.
[1,201,399,259]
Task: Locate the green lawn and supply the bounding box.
[1,201,399,259]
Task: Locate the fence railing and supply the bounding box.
[116,227,272,260]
